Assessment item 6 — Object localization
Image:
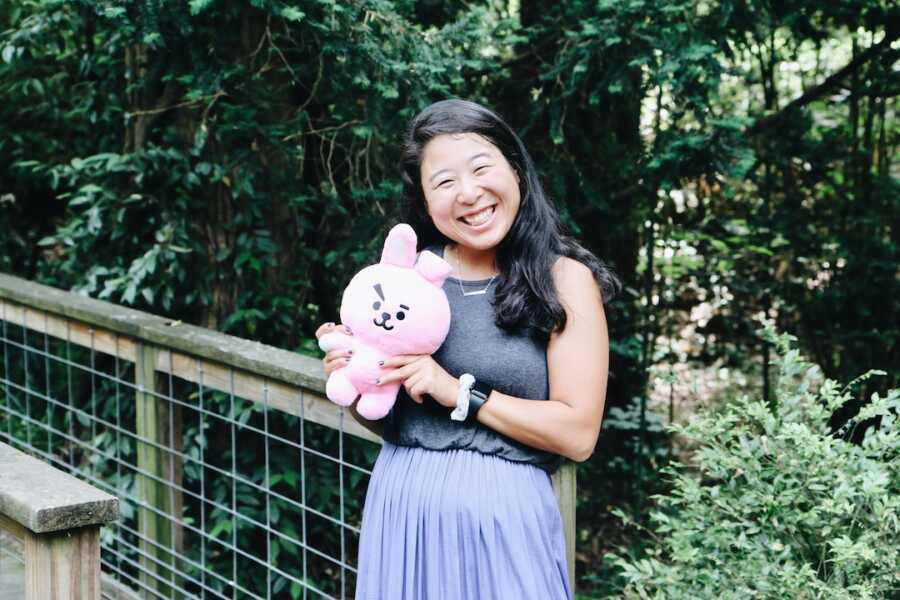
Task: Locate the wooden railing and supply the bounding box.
[0,441,119,599]
[0,272,576,596]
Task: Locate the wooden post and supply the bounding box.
[551,461,577,591]
[24,525,102,600]
[0,442,118,600]
[135,342,182,598]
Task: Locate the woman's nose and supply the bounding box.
[457,177,481,204]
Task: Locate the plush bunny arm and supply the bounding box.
[318,332,355,353]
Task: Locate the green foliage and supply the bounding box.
[28,150,195,309]
[577,395,673,596]
[607,327,899,599]
[0,0,515,343]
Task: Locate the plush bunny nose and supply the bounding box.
[381,312,391,321]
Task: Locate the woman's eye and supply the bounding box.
[437,179,453,188]
[373,301,381,310]
[396,311,405,321]
[474,165,490,174]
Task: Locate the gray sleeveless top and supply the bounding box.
[381,244,564,474]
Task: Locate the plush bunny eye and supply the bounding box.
[373,301,381,310]
[396,304,409,321]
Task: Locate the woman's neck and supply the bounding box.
[448,243,498,280]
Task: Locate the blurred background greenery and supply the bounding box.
[0,0,896,596]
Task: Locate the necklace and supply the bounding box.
[450,245,497,297]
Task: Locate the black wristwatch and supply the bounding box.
[466,380,493,423]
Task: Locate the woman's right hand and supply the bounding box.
[315,322,353,376]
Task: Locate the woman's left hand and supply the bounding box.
[377,355,458,408]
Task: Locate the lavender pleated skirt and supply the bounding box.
[354,442,571,600]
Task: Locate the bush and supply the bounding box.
[607,327,899,599]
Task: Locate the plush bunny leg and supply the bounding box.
[326,370,360,407]
[356,385,401,420]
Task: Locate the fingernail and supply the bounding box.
[348,349,354,356]
[378,360,384,366]
[345,326,353,334]
[326,322,334,328]
[375,378,381,385]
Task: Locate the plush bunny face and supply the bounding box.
[340,263,451,355]
[339,224,452,357]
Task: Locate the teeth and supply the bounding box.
[463,206,494,226]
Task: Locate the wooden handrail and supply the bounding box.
[0,441,119,599]
[0,273,378,443]
[0,271,577,590]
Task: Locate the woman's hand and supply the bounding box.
[315,322,353,376]
[377,355,458,408]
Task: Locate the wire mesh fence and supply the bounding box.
[0,296,380,600]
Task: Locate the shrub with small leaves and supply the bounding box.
[607,326,899,599]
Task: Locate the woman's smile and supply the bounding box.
[458,204,496,228]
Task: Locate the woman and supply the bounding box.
[316,99,619,599]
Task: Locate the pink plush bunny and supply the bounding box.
[318,224,452,420]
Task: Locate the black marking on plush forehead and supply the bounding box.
[399,304,410,310]
[374,284,385,301]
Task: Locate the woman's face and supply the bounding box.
[419,133,521,253]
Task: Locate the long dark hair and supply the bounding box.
[400,99,621,339]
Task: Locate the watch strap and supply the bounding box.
[450,373,475,422]
[465,380,492,423]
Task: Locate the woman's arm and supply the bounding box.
[377,257,609,462]
[475,257,609,461]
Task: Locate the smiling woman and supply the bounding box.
[317,99,621,600]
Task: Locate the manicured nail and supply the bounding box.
[378,360,384,366]
[347,349,354,356]
[375,378,381,385]
[345,326,353,334]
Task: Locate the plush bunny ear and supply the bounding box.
[415,251,453,287]
[380,224,418,268]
